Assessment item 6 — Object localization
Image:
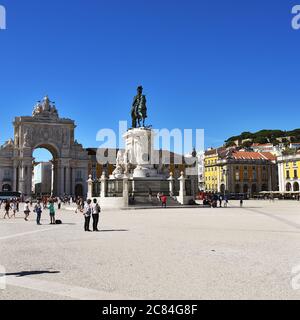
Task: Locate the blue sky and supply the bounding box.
[0,0,300,161]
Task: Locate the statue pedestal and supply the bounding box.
[123,128,159,178]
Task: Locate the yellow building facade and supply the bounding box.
[204,149,278,194]
[278,152,300,192]
[204,148,224,192]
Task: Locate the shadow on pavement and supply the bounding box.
[100,229,129,232]
[4,270,60,277]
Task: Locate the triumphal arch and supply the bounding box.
[0,96,89,197]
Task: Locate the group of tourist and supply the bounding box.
[1,199,20,219]
[2,198,57,225]
[82,199,101,232]
[203,194,230,208]
[1,196,101,232]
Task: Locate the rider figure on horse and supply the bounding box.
[131,86,147,128]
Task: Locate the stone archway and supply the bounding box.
[286,182,292,192]
[32,144,59,196]
[235,184,240,193]
[0,96,89,197]
[293,182,299,192]
[243,184,249,194]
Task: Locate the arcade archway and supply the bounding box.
[0,96,89,197]
[32,147,57,196]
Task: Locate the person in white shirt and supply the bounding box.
[91,199,101,232]
[11,201,17,218]
[83,199,92,232]
[24,201,30,221]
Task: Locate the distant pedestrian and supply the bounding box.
[75,199,81,213]
[83,199,92,232]
[24,201,30,221]
[92,199,101,232]
[11,201,17,218]
[240,198,243,207]
[58,198,62,210]
[148,188,153,202]
[161,194,167,208]
[48,200,56,224]
[4,201,11,219]
[224,196,228,208]
[157,192,161,203]
[219,195,223,208]
[34,200,43,225]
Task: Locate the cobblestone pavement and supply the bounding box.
[1,200,300,300]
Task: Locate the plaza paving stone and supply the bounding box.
[1,200,300,300]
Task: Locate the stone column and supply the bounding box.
[278,162,284,192]
[70,167,73,196]
[19,165,25,196]
[87,174,93,199]
[71,167,76,196]
[123,175,129,207]
[51,162,55,196]
[12,162,17,192]
[100,172,107,198]
[58,164,65,196]
[26,164,33,196]
[177,171,187,205]
[179,171,186,197]
[168,172,175,197]
[65,166,71,195]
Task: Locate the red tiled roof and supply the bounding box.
[231,151,276,161]
[205,147,226,156]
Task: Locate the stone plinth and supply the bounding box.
[123,128,158,178]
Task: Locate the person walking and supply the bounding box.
[4,201,11,219]
[58,198,62,210]
[34,200,43,225]
[48,199,56,224]
[219,195,223,208]
[148,188,153,202]
[24,201,30,221]
[224,195,228,208]
[83,199,92,232]
[161,194,167,208]
[75,199,81,213]
[92,199,101,232]
[11,201,17,218]
[240,198,243,207]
